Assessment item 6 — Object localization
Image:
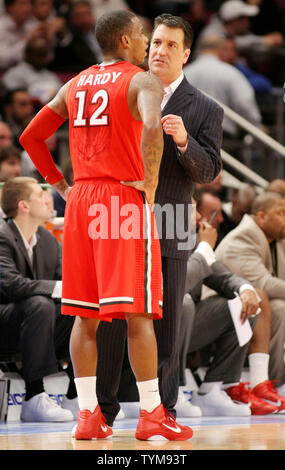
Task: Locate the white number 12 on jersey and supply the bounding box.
[74,89,109,127]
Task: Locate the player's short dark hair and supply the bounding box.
[153,13,193,49]
[95,10,136,53]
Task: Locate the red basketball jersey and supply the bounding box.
[66,61,144,182]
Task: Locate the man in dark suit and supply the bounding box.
[52,0,103,73]
[96,13,224,424]
[0,177,75,422]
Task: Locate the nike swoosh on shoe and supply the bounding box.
[263,399,281,407]
[162,423,182,433]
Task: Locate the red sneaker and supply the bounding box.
[97,414,113,439]
[72,405,113,440]
[135,404,193,441]
[226,382,278,415]
[252,380,285,413]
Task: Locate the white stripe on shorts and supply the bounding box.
[144,200,152,313]
[99,296,134,305]
[62,298,99,309]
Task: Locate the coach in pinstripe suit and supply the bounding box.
[96,14,223,424]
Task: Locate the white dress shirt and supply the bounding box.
[12,220,62,298]
[195,239,259,300]
[161,72,188,153]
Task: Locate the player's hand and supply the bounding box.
[53,178,71,201]
[121,180,156,208]
[239,289,260,324]
[161,114,188,147]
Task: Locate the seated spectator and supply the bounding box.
[178,198,284,416]
[51,0,103,73]
[248,0,285,37]
[194,189,224,246]
[90,0,130,18]
[0,177,76,421]
[0,145,22,182]
[266,178,285,196]
[216,192,285,397]
[184,35,263,143]
[1,36,63,105]
[0,121,13,149]
[181,0,214,51]
[217,35,277,125]
[0,0,50,70]
[30,0,66,36]
[2,89,36,149]
[194,0,283,60]
[218,36,273,96]
[219,183,257,244]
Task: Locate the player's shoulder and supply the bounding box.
[131,70,163,93]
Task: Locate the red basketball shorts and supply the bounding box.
[61,179,163,322]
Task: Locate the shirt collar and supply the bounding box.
[163,72,184,97]
[12,219,37,254]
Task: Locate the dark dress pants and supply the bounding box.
[180,294,257,384]
[0,295,74,383]
[97,256,187,425]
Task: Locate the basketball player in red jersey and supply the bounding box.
[20,10,193,441]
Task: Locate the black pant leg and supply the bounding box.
[154,256,187,415]
[96,319,127,426]
[0,296,59,383]
[54,303,74,360]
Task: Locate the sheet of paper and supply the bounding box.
[228,296,253,347]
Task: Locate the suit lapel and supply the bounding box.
[7,219,34,277]
[162,77,194,116]
[34,232,43,279]
[277,240,285,281]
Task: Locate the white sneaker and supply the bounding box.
[61,396,79,420]
[191,384,251,416]
[119,402,140,418]
[277,384,285,397]
[116,408,125,420]
[21,392,74,422]
[176,388,202,417]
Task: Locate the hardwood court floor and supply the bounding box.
[1,415,285,451]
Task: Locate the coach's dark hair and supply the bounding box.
[153,14,193,49]
[95,10,136,53]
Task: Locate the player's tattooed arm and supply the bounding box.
[124,71,164,207]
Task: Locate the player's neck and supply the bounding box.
[100,53,126,66]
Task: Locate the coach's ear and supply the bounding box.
[183,48,191,65]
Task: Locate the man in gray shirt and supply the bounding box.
[184,34,262,139]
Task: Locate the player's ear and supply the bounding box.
[121,34,130,49]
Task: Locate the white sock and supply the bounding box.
[248,353,269,388]
[199,381,222,394]
[136,378,161,413]
[74,376,98,412]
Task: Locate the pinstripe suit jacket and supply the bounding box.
[155,76,223,260]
